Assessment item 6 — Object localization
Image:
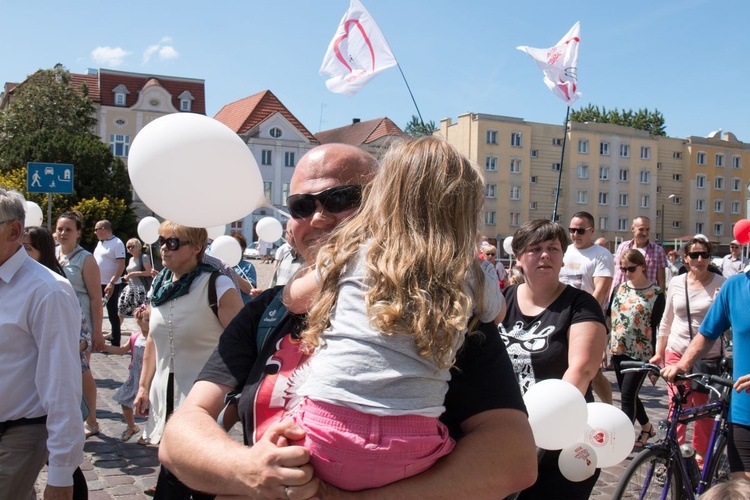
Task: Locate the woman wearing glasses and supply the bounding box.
[652,237,725,468]
[117,238,153,321]
[609,249,665,447]
[134,221,243,497]
[498,219,607,499]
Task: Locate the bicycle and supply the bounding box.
[612,360,734,500]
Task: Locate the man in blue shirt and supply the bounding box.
[662,271,750,480]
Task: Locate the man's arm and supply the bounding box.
[656,267,666,291]
[661,334,715,382]
[592,276,613,308]
[104,258,126,297]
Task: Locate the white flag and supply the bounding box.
[319,0,397,96]
[517,22,581,106]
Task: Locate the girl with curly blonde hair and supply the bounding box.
[282,136,505,490]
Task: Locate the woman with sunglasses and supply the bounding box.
[609,249,665,448]
[652,237,726,468]
[117,238,152,321]
[133,221,243,497]
[56,211,104,438]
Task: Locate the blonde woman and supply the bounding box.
[117,238,152,319]
[282,137,504,491]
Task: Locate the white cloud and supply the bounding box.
[91,46,130,67]
[159,46,179,60]
[142,37,179,64]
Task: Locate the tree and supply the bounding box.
[569,105,666,136]
[404,115,437,137]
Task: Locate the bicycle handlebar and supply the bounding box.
[619,361,735,389]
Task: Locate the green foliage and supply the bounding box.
[570,105,666,136]
[73,197,136,251]
[404,115,437,137]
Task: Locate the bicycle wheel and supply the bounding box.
[703,434,730,490]
[613,448,682,500]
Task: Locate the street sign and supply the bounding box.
[27,162,74,194]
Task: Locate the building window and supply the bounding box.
[270,127,283,138]
[553,138,563,146]
[263,181,272,202]
[697,151,706,165]
[620,144,630,158]
[485,211,496,225]
[695,222,704,234]
[551,162,561,171]
[530,176,538,184]
[486,130,498,144]
[732,200,741,214]
[599,166,609,180]
[115,93,126,106]
[640,195,650,208]
[510,158,522,173]
[714,222,723,236]
[485,156,497,171]
[673,174,683,182]
[732,156,741,169]
[230,220,244,230]
[180,99,191,112]
[715,200,724,213]
[732,178,741,191]
[576,190,588,204]
[640,170,650,184]
[672,221,682,229]
[715,177,724,190]
[599,217,608,230]
[618,218,628,231]
[261,150,272,165]
[510,185,521,200]
[673,151,682,159]
[598,192,609,205]
[531,149,538,158]
[282,182,290,205]
[716,153,724,167]
[109,134,130,157]
[509,213,521,226]
[577,163,589,178]
[511,132,522,147]
[530,201,538,210]
[578,139,589,154]
[640,146,651,160]
[696,174,706,188]
[284,151,295,167]
[485,184,497,199]
[619,193,629,206]
[600,142,610,156]
[672,196,682,204]
[619,169,629,182]
[696,199,705,212]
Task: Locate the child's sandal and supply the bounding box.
[121,425,140,442]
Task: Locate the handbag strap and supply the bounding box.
[683,274,723,357]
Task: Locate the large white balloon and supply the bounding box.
[583,402,636,468]
[137,216,161,245]
[128,113,263,227]
[208,235,242,267]
[558,442,598,482]
[523,379,588,450]
[206,225,226,241]
[256,217,283,242]
[24,201,43,227]
[503,236,514,256]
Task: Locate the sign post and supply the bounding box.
[27,162,75,229]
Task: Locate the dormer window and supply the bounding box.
[270,127,282,138]
[178,90,194,112]
[112,84,130,107]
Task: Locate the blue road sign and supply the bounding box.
[27,162,75,194]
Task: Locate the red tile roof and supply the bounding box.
[96,69,206,114]
[69,73,100,102]
[315,117,407,146]
[214,90,316,142]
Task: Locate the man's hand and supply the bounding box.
[661,363,689,383]
[44,485,73,500]
[104,283,114,297]
[735,374,750,393]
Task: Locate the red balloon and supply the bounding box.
[733,219,750,245]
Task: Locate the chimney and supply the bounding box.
[352,118,360,124]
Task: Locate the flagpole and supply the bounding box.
[552,106,571,222]
[396,63,425,127]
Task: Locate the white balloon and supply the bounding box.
[256,217,283,242]
[523,379,588,450]
[582,402,636,468]
[206,225,226,241]
[503,236,514,255]
[24,201,43,227]
[558,442,598,482]
[128,113,263,227]
[208,235,242,267]
[137,216,161,245]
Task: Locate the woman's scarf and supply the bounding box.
[150,262,216,308]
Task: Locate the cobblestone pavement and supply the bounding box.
[35,260,674,497]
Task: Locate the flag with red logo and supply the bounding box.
[517,22,581,105]
[319,0,398,96]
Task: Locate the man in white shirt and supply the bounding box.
[720,240,746,278]
[0,188,84,499]
[93,220,126,346]
[560,211,615,404]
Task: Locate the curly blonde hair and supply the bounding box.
[302,137,486,369]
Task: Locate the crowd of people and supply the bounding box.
[1,136,749,499]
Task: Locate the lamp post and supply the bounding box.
[661,194,676,246]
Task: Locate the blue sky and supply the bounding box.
[2,0,748,140]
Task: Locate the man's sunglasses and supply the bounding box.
[620,265,638,273]
[687,251,710,260]
[568,227,592,235]
[158,236,187,251]
[286,185,362,220]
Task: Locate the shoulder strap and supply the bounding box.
[256,288,287,351]
[208,271,219,318]
[684,274,693,339]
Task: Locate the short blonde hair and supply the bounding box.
[158,221,208,260]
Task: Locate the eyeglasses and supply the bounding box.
[94,227,104,232]
[687,251,710,260]
[158,236,188,251]
[484,253,496,256]
[568,227,592,235]
[620,265,638,273]
[126,245,136,250]
[730,245,740,249]
[286,185,362,220]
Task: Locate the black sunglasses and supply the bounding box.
[484,252,496,256]
[568,227,592,235]
[687,251,710,260]
[158,236,187,251]
[286,185,362,220]
[620,265,638,273]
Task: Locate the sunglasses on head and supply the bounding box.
[568,227,592,235]
[687,251,710,260]
[286,185,362,220]
[158,236,187,251]
[620,265,638,273]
